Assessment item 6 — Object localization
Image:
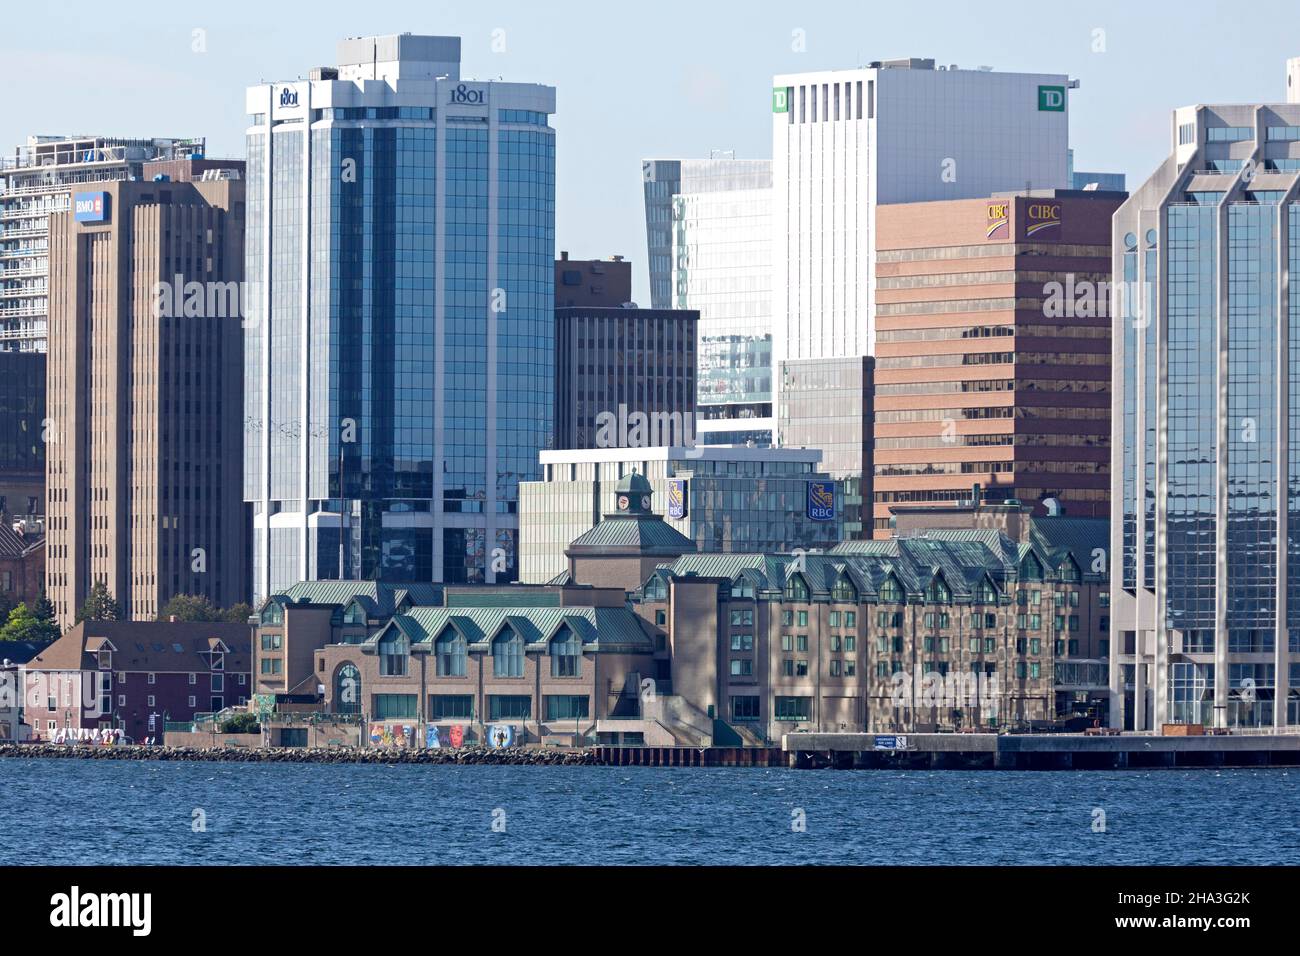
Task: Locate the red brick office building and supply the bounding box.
[872,190,1123,536]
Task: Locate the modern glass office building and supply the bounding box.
[1112,96,1300,730]
[244,35,555,601]
[642,158,774,444]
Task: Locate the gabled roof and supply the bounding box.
[25,621,251,672]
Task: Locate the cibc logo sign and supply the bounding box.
[448,83,486,105]
[278,87,298,107]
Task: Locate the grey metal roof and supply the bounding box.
[567,514,696,554]
[268,581,444,616]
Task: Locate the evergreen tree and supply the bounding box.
[75,582,120,623]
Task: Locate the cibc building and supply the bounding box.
[243,34,555,601]
[1110,66,1300,731]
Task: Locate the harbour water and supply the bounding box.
[3,758,1296,865]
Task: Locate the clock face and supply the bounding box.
[617,495,630,511]
[640,495,651,510]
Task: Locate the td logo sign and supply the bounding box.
[1037,85,1065,112]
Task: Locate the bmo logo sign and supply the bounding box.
[278,87,299,107]
[74,191,110,223]
[447,83,486,106]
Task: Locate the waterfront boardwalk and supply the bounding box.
[782,732,1300,769]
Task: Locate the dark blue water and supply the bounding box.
[2,758,1296,865]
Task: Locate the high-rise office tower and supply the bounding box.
[642,158,773,445]
[0,135,204,353]
[244,35,555,601]
[872,191,1121,537]
[554,255,698,451]
[770,59,1072,433]
[45,172,248,626]
[1112,78,1300,731]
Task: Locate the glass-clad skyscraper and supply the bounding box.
[244,35,555,601]
[642,158,773,444]
[1112,98,1300,730]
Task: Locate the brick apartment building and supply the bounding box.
[872,190,1124,536]
[0,519,44,610]
[22,620,250,742]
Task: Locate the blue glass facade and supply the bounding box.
[245,74,555,601]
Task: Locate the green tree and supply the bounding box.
[0,602,59,643]
[75,582,120,623]
[222,602,254,623]
[158,593,221,622]
[32,592,56,625]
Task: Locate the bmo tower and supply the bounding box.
[244,35,555,600]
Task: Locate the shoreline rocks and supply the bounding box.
[0,743,600,766]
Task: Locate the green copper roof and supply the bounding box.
[615,471,653,495]
[568,514,696,554]
[269,581,444,616]
[371,605,654,654]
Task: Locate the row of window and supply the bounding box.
[373,693,588,721]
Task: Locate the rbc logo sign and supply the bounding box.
[807,481,835,522]
[279,87,298,107]
[448,83,485,105]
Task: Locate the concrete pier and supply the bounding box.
[781,732,1300,770]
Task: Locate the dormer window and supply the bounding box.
[260,602,284,626]
[378,630,410,676]
[831,575,858,603]
[783,573,810,602]
[343,602,366,626]
[550,626,581,678]
[97,649,112,670]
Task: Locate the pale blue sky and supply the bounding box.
[6,0,1297,303]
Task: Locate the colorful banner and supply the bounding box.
[667,479,688,519]
[807,480,835,522]
[487,724,515,749]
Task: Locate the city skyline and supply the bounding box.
[5,0,1299,307]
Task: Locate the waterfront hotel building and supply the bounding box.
[1111,82,1300,730]
[243,34,555,601]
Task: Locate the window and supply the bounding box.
[796,635,808,652]
[488,695,531,720]
[147,695,155,708]
[830,635,841,652]
[550,626,582,678]
[260,658,283,675]
[731,696,759,721]
[260,603,284,625]
[654,610,667,626]
[342,602,366,625]
[188,673,197,685]
[492,628,525,678]
[879,576,903,603]
[260,633,283,651]
[148,673,156,685]
[829,660,842,677]
[832,576,858,602]
[1016,662,1028,679]
[378,631,409,676]
[335,663,361,713]
[774,696,811,721]
[781,659,794,677]
[784,573,810,602]
[845,611,856,627]
[211,674,224,692]
[730,609,754,626]
[795,661,808,677]
[781,610,794,626]
[372,694,418,719]
[845,636,856,652]
[730,634,754,651]
[435,628,467,677]
[430,694,474,720]
[118,695,126,707]
[730,659,753,677]
[797,610,808,627]
[545,695,589,720]
[188,696,196,707]
[643,575,668,601]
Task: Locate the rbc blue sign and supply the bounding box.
[807,481,835,522]
[279,87,298,107]
[73,192,109,223]
[667,479,687,520]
